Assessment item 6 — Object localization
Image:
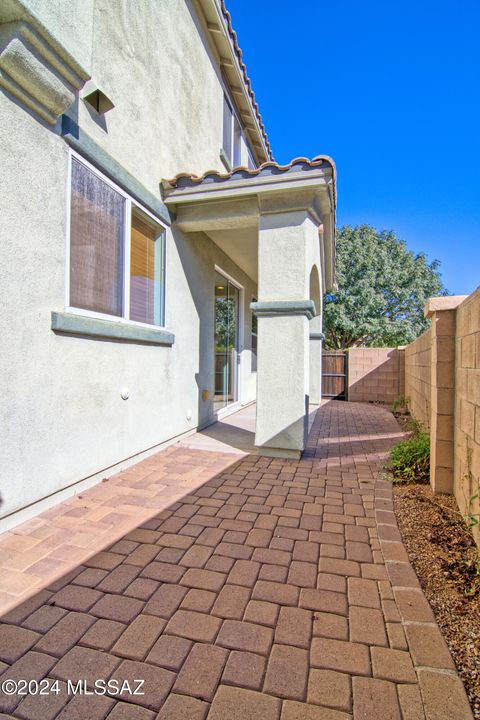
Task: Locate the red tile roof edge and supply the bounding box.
[220,0,272,160]
[162,154,336,192]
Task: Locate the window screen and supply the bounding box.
[70,158,125,316]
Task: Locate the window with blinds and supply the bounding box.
[130,208,165,326]
[70,158,125,316]
[68,153,166,328]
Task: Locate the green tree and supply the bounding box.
[323,225,447,348]
[215,297,236,350]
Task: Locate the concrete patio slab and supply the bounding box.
[0,401,473,719]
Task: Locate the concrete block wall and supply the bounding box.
[429,308,456,493]
[404,330,432,429]
[348,348,404,404]
[400,292,480,547]
[453,288,480,546]
[338,293,480,546]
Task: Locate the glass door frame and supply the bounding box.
[213,265,244,418]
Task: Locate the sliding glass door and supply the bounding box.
[214,271,239,411]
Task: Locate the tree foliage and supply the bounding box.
[324,225,447,349]
[215,297,236,351]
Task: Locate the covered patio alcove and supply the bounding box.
[162,157,336,459]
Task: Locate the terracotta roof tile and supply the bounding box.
[162,155,336,192]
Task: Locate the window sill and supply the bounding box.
[51,312,175,346]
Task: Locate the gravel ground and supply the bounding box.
[394,483,480,720]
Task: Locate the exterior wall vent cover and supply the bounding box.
[83,87,114,115]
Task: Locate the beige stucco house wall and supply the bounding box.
[0,0,335,529]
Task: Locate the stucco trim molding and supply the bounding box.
[250,300,317,321]
[61,116,171,226]
[309,332,325,340]
[51,312,175,346]
[0,20,87,124]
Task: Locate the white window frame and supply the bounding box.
[222,93,234,165]
[214,264,245,415]
[251,295,258,373]
[233,115,242,167]
[65,149,167,329]
[222,91,253,168]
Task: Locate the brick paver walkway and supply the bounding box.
[0,448,240,616]
[0,401,473,719]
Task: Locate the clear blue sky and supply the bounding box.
[227,0,480,295]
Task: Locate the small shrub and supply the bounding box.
[388,431,430,483]
[391,395,409,414]
[465,493,479,531]
[405,416,422,434]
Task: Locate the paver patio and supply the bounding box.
[0,401,473,719]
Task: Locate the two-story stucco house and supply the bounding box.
[0,0,336,531]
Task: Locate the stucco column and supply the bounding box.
[309,321,323,405]
[253,210,319,459]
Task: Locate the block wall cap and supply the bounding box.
[424,296,468,318]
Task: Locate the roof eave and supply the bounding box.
[162,166,334,207]
[194,0,272,163]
